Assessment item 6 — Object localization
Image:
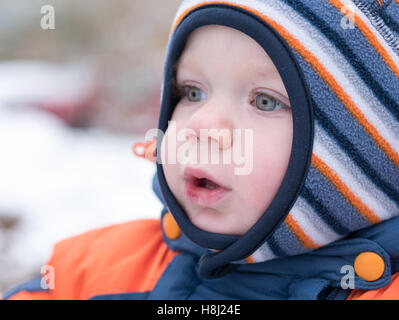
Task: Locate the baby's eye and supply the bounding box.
[253,92,289,112]
[174,84,206,102]
[184,86,206,102]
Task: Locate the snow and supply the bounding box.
[0,102,161,292]
[0,61,95,106]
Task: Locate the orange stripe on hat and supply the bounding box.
[311,154,381,224]
[169,1,399,169]
[285,213,320,250]
[328,0,399,79]
[257,12,399,170]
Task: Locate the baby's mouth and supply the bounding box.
[183,167,230,190]
[193,177,220,190]
[183,167,231,207]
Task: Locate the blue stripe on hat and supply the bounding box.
[293,50,399,191]
[303,0,399,89]
[380,9,399,36]
[300,185,350,235]
[267,221,309,257]
[384,1,399,35]
[282,0,399,122]
[266,231,288,257]
[313,97,399,206]
[304,166,372,230]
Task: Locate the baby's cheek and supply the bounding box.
[252,129,291,183]
[161,120,185,165]
[242,149,289,209]
[161,130,181,193]
[161,131,172,168]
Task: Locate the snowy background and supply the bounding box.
[0,0,180,294]
[0,100,161,293]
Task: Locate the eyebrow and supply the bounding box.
[249,63,281,79]
[176,63,277,82]
[175,61,199,74]
[177,57,278,75]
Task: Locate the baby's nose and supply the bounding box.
[185,127,232,150]
[185,107,233,150]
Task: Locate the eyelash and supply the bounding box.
[173,83,290,112]
[249,91,290,113]
[175,84,206,101]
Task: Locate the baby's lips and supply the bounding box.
[132,139,157,163]
[183,166,231,191]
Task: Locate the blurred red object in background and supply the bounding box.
[0,61,100,127]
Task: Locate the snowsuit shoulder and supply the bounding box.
[5,219,178,300]
[5,215,399,300]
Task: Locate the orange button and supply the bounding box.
[162,212,181,240]
[354,251,385,282]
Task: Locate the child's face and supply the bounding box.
[161,25,293,235]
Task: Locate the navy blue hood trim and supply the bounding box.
[156,4,313,278]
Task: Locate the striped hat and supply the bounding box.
[156,0,399,278]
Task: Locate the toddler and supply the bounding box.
[4,0,399,300]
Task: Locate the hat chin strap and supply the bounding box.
[198,249,238,278]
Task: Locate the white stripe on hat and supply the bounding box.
[290,197,341,247]
[252,242,276,262]
[314,125,399,221]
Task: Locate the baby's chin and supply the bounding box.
[186,206,250,235]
